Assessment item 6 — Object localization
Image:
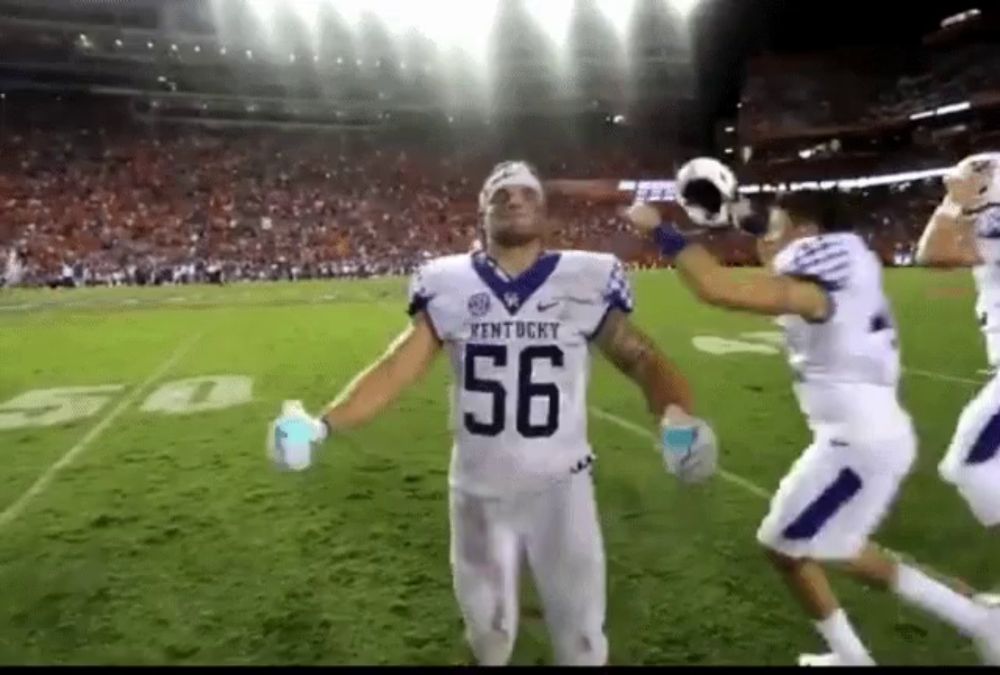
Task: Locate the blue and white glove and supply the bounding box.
[660,405,718,484]
[268,400,329,472]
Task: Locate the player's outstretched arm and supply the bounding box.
[321,312,441,430]
[674,243,830,321]
[625,203,829,322]
[918,155,994,268]
[268,306,441,471]
[594,309,694,417]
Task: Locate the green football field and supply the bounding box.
[0,269,997,665]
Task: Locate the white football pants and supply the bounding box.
[940,372,1000,527]
[449,471,607,666]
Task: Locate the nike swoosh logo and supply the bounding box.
[537,301,560,312]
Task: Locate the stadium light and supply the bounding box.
[671,0,702,19]
[247,0,280,40]
[147,40,154,49]
[246,0,498,63]
[526,0,575,49]
[937,101,971,116]
[171,43,179,52]
[329,0,365,26]
[245,49,254,59]
[114,38,123,48]
[373,0,499,61]
[219,46,227,55]
[193,45,201,53]
[595,0,637,39]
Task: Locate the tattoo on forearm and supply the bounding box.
[608,321,656,374]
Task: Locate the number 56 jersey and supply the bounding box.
[408,250,634,497]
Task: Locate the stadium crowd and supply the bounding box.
[0,101,948,289]
[0,98,667,287]
[742,42,1000,139]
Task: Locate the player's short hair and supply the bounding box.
[773,190,852,233]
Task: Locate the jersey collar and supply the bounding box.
[470,250,561,316]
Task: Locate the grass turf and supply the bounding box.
[0,268,996,665]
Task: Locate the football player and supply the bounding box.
[269,161,717,666]
[917,154,1000,531]
[626,185,1000,666]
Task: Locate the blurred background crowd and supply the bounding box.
[0,0,996,288]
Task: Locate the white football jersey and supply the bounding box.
[773,233,902,425]
[972,206,1000,366]
[408,250,634,497]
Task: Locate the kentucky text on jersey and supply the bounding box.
[407,250,634,497]
[469,321,561,341]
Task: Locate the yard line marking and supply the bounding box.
[0,333,204,530]
[904,367,984,387]
[590,407,961,584]
[590,407,770,500]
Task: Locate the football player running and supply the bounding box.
[269,161,716,666]
[917,153,1000,534]
[626,170,1000,666]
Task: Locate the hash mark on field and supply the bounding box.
[0,333,204,530]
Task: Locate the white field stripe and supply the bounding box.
[590,407,960,584]
[590,407,770,499]
[0,333,203,530]
[903,367,984,387]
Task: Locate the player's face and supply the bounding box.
[485,185,546,247]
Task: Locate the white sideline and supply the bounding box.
[0,333,203,530]
[590,407,770,500]
[904,367,984,387]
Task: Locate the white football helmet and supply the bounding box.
[947,152,1000,213]
[676,157,739,228]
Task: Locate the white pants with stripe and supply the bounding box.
[757,419,916,561]
[449,471,607,666]
[940,373,1000,527]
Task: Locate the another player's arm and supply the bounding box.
[594,309,694,416]
[320,312,441,430]
[674,244,830,322]
[917,157,995,268]
[915,202,981,268]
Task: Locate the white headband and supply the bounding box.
[479,161,544,212]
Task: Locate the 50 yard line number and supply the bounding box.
[0,376,253,430]
[0,332,785,431]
